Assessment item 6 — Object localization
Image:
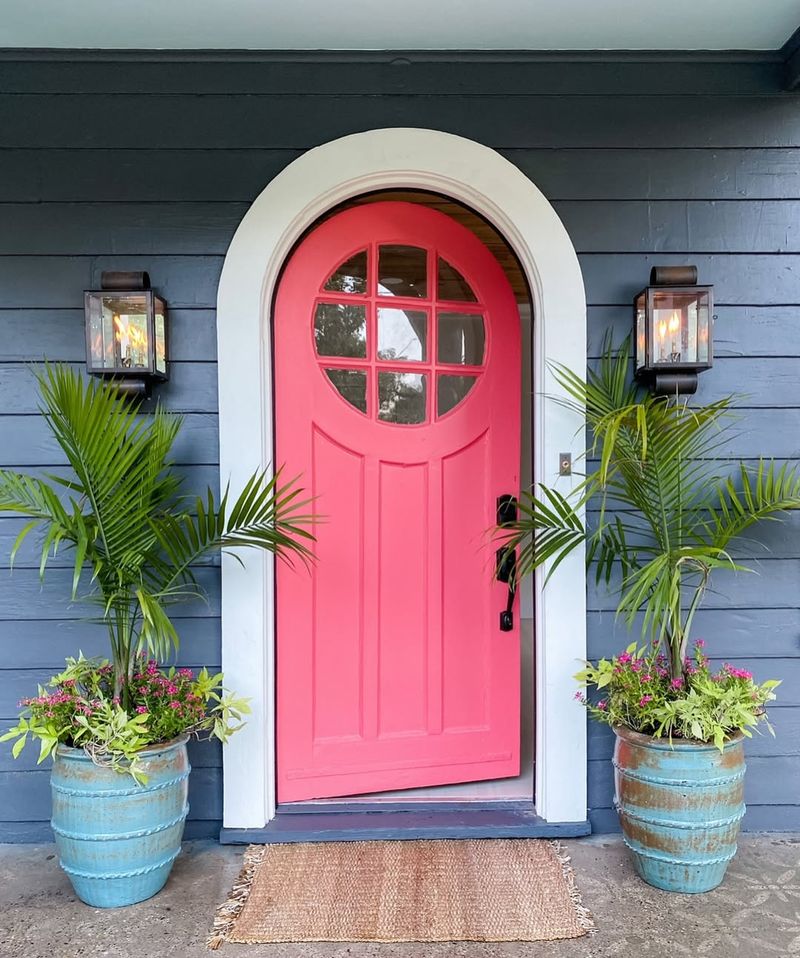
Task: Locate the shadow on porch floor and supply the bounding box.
[2,834,799,957]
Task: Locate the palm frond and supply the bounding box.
[0,365,316,699]
[495,340,798,679]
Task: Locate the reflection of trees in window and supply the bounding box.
[324,368,367,413]
[378,372,426,424]
[324,251,367,295]
[377,308,427,362]
[314,303,367,358]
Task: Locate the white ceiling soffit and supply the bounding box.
[0,0,797,52]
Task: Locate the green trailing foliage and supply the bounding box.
[0,366,314,768]
[498,339,800,683]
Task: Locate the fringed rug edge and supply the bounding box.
[550,839,595,936]
[207,844,266,950]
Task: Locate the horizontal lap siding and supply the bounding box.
[0,57,797,839]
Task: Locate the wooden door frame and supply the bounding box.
[216,128,587,834]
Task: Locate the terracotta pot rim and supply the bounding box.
[613,724,745,750]
[55,734,190,761]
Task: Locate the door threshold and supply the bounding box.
[220,803,591,844]
[278,799,535,814]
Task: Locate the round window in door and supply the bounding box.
[275,201,521,802]
[311,239,488,424]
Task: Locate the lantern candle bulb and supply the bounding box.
[668,310,681,362]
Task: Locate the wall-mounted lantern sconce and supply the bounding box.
[634,266,713,395]
[84,271,168,398]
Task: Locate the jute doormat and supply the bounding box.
[207,839,592,948]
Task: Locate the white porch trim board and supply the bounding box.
[216,127,588,829]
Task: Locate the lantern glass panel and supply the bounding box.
[649,288,711,368]
[635,292,646,372]
[87,293,151,372]
[154,298,167,376]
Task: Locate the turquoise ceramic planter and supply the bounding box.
[613,726,746,894]
[50,736,190,908]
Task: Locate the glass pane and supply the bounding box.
[86,294,116,370]
[87,293,151,371]
[324,368,367,414]
[323,250,367,295]
[378,245,427,298]
[635,293,646,372]
[154,300,167,375]
[437,312,485,365]
[695,292,711,364]
[377,308,427,362]
[437,374,477,416]
[378,372,427,424]
[438,258,477,302]
[314,302,367,358]
[650,290,710,366]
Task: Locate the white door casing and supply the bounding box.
[216,128,587,828]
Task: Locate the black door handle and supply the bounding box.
[496,495,517,632]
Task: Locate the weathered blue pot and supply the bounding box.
[613,726,745,894]
[50,736,190,908]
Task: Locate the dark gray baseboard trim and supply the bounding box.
[219,805,591,844]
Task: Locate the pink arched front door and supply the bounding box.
[275,201,521,802]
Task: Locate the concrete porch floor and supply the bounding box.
[2,835,799,958]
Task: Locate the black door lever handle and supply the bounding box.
[496,494,517,632]
[500,582,516,632]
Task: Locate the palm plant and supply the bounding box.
[499,340,800,681]
[0,366,313,710]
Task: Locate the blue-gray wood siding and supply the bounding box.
[0,54,798,840]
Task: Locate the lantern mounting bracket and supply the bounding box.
[100,270,151,292]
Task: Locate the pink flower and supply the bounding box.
[166,684,178,695]
[642,674,652,683]
[617,652,632,665]
[135,706,148,714]
[695,639,706,648]
[671,677,684,689]
[638,695,653,706]
[724,664,753,680]
[597,700,607,711]
[169,700,181,709]
[178,668,194,679]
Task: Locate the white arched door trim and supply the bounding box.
[216,128,587,829]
